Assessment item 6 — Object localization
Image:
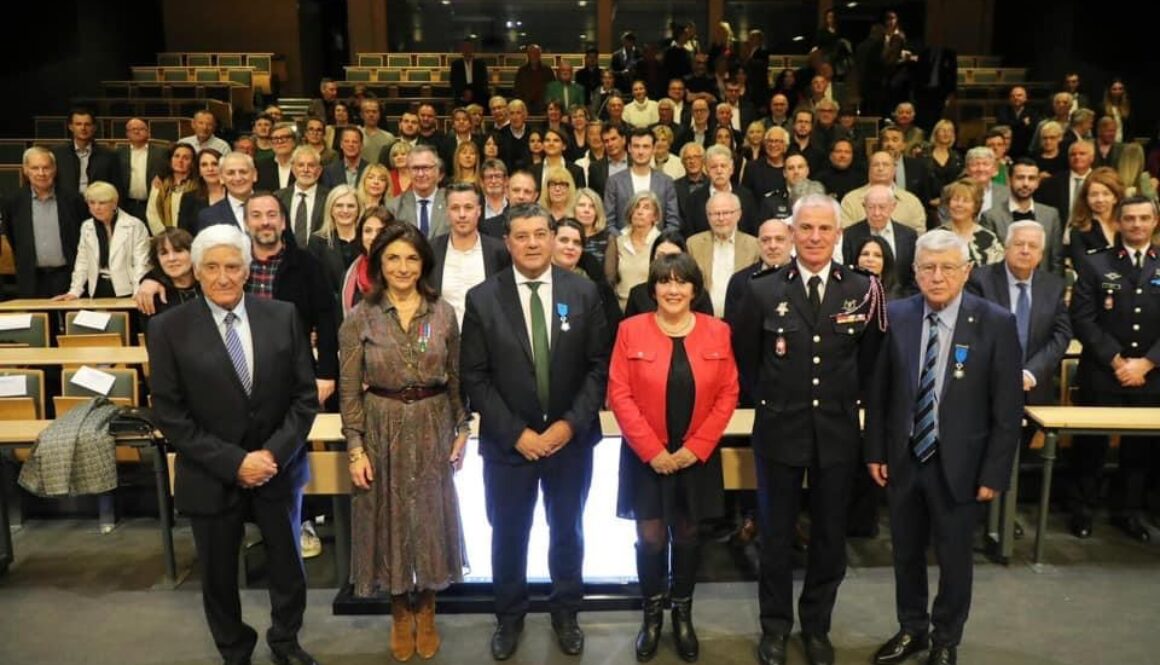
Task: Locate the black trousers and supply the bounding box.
[33,267,72,299]
[189,488,306,664]
[755,455,853,636]
[1071,392,1160,514]
[121,198,148,222]
[484,446,594,622]
[888,455,980,648]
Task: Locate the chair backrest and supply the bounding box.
[0,369,46,419]
[1060,358,1078,406]
[61,367,139,405]
[359,54,384,67]
[56,333,125,348]
[186,53,213,67]
[415,54,441,68]
[246,54,272,73]
[217,53,244,67]
[163,68,190,82]
[386,54,412,68]
[157,53,184,67]
[64,311,131,345]
[53,395,134,416]
[132,67,159,82]
[196,68,221,82]
[406,69,432,82]
[0,313,50,347]
[378,69,401,83]
[226,68,253,87]
[0,398,37,420]
[346,67,372,82]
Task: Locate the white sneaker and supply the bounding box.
[300,520,322,559]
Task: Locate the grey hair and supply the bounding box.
[679,141,705,159]
[191,224,253,272]
[290,145,321,165]
[220,150,255,172]
[407,143,444,174]
[965,146,995,164]
[704,144,734,164]
[1005,219,1046,245]
[915,228,969,264]
[705,191,741,216]
[22,146,55,168]
[791,192,841,224]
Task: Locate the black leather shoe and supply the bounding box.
[270,645,319,665]
[802,633,834,665]
[756,632,789,665]
[551,612,584,656]
[1112,514,1152,543]
[490,619,523,661]
[670,597,699,662]
[873,630,929,665]
[1070,512,1093,539]
[926,646,956,664]
[634,595,665,662]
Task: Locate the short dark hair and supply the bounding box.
[830,138,855,153]
[647,252,704,300]
[367,223,439,303]
[339,125,363,143]
[1011,157,1038,173]
[149,227,194,273]
[554,217,585,239]
[630,127,654,143]
[68,107,95,124]
[1117,194,1159,220]
[601,123,625,138]
[504,202,552,235]
[356,206,395,256]
[445,180,484,206]
[848,235,897,293]
[650,229,689,260]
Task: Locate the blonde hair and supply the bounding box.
[84,181,119,204]
[942,179,983,219]
[1069,167,1125,231]
[931,119,956,146]
[1117,143,1147,195]
[572,187,608,234]
[317,185,363,245]
[452,140,481,183]
[357,163,391,207]
[538,166,577,210]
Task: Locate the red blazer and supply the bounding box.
[608,312,740,463]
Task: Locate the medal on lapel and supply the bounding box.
[1105,290,1115,311]
[953,344,969,379]
[557,303,570,331]
[776,301,789,317]
[775,335,787,357]
[418,322,431,353]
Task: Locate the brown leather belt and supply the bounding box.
[367,384,447,403]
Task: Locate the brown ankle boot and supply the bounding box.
[390,594,416,662]
[415,590,441,659]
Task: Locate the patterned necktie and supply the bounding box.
[807,275,822,318]
[912,312,940,463]
[295,192,309,246]
[419,198,430,237]
[527,282,551,412]
[223,312,252,395]
[1015,282,1030,356]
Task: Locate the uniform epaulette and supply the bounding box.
[1086,246,1112,255]
[847,264,876,278]
[750,263,787,280]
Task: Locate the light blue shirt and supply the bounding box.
[920,291,963,433]
[205,296,254,383]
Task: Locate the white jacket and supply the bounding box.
[68,210,151,297]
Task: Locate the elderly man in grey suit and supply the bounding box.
[603,127,681,231]
[275,146,331,248]
[981,158,1064,276]
[387,144,449,238]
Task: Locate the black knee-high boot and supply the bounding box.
[670,542,701,662]
[635,543,667,661]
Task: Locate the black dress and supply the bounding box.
[617,335,725,523]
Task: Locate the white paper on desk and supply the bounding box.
[0,314,33,331]
[73,309,112,331]
[0,374,28,397]
[70,365,116,396]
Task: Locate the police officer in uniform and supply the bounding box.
[1068,194,1160,542]
[732,194,887,665]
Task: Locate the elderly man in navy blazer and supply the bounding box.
[603,127,681,231]
[866,229,1023,665]
[460,203,609,660]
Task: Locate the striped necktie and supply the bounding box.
[912,312,940,463]
[223,312,252,395]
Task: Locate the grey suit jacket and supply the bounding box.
[981,201,1064,275]
[986,183,1010,216]
[275,183,332,247]
[602,169,681,231]
[387,189,450,238]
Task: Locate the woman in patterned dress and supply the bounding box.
[340,223,470,661]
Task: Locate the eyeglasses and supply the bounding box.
[548,181,569,188]
[410,164,437,173]
[708,209,740,218]
[916,262,969,276]
[271,135,294,143]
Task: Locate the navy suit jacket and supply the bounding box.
[321,158,368,190]
[865,292,1023,503]
[195,197,244,234]
[147,296,317,516]
[966,263,1072,406]
[460,266,610,465]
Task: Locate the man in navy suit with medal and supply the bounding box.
[460,203,610,660]
[732,194,887,665]
[866,229,1023,665]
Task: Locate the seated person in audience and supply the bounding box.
[53,107,121,197]
[56,181,150,300]
[466,103,486,135]
[997,85,1038,160]
[724,217,794,323]
[575,120,606,186]
[277,146,331,248]
[713,102,742,147]
[302,117,337,165]
[264,105,284,123]
[138,227,199,319]
[480,159,509,220]
[1066,108,1095,148]
[118,116,167,221]
[675,98,714,151]
[984,128,1012,188]
[257,122,299,191]
[841,184,917,294]
[513,43,556,114]
[146,143,198,235]
[892,102,924,156]
[481,170,539,238]
[531,127,585,191]
[686,144,760,237]
[980,158,1064,275]
[1067,195,1160,543]
[1063,166,1123,267]
[576,47,604,100]
[251,113,276,162]
[385,140,413,198]
[489,95,510,131]
[624,229,714,317]
[687,191,761,317]
[963,146,1009,218]
[878,125,934,211]
[652,125,686,180]
[739,120,766,180]
[684,53,717,104]
[545,62,587,112]
[605,94,628,131]
[812,98,841,152]
[429,182,509,327]
[817,138,865,202]
[1117,142,1157,200]
[924,119,964,209]
[1036,139,1096,228]
[307,77,339,124]
[566,105,593,162]
[443,108,483,164]
[322,126,370,190]
[179,109,231,156]
[416,103,444,152]
[591,69,620,121]
[940,179,1005,266]
[762,93,791,131]
[386,145,449,238]
[326,101,352,151]
[624,80,660,129]
[552,218,621,338]
[356,163,391,211]
[450,38,489,106]
[654,99,681,136]
[176,148,225,234]
[359,98,396,166]
[3,146,88,298]
[481,132,502,162]
[840,151,928,232]
[604,128,681,231]
[1031,93,1072,158]
[572,187,618,280]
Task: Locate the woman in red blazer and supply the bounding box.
[608,252,739,663]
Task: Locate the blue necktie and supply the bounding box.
[419,199,430,236]
[223,312,252,395]
[912,312,940,463]
[1015,282,1030,356]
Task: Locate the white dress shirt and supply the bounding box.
[206,296,254,384]
[871,221,897,256]
[128,145,149,200]
[796,259,832,301]
[630,170,651,195]
[514,266,555,355]
[227,194,247,230]
[710,232,736,317]
[290,184,319,233]
[441,234,487,328]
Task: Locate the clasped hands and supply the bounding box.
[1112,354,1154,388]
[237,450,278,488]
[514,421,573,461]
[867,463,997,502]
[649,447,699,475]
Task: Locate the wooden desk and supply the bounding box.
[0,347,149,367]
[0,298,137,312]
[1024,406,1160,566]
